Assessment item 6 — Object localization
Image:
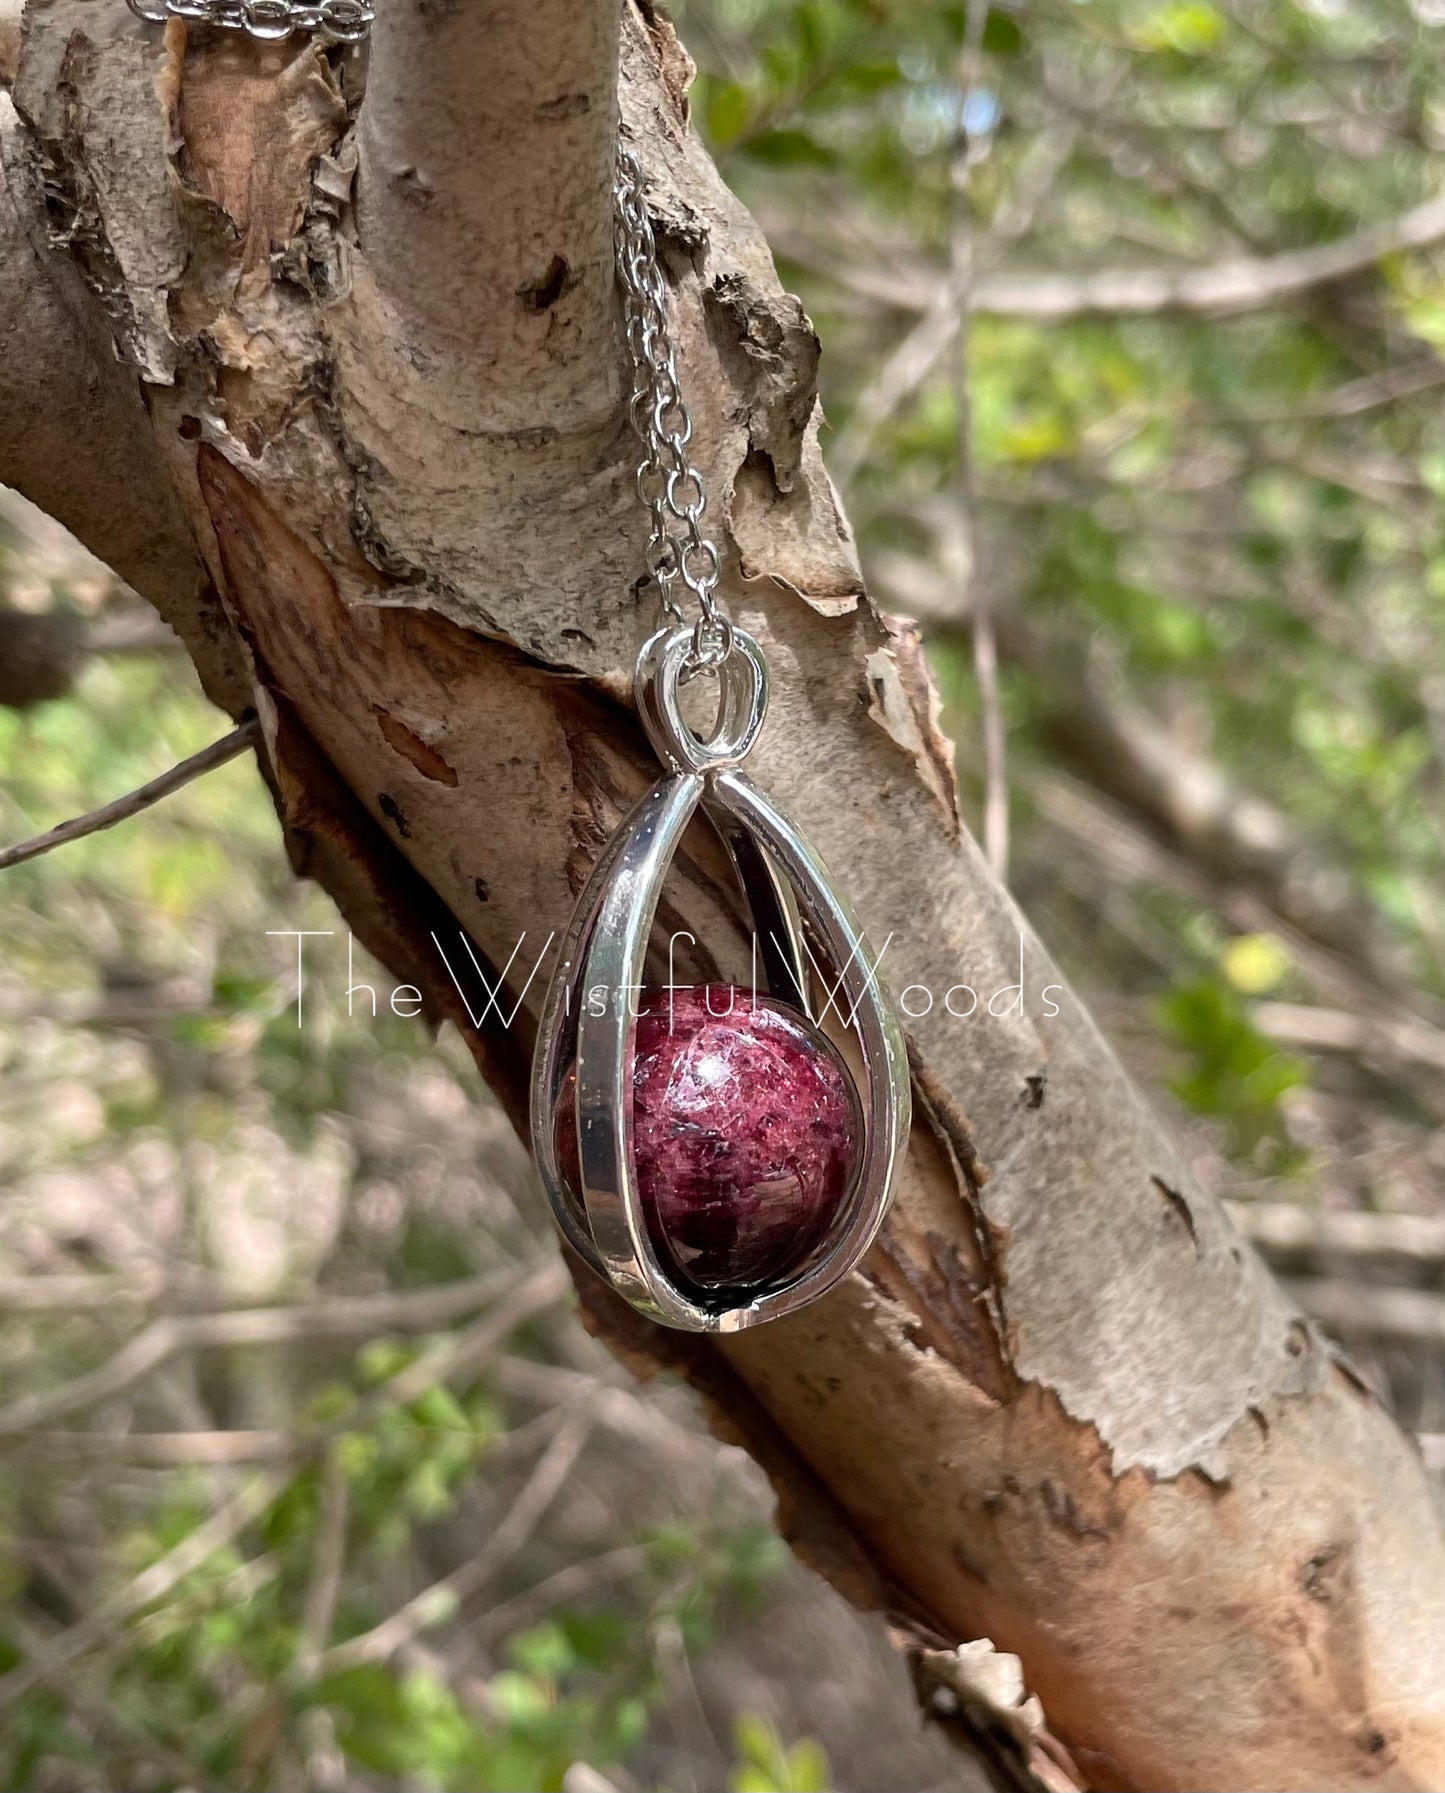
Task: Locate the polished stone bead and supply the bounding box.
[555,984,860,1293]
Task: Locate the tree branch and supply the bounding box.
[0,1265,525,1435]
[292,1453,349,1683]
[784,190,1445,321]
[1031,773,1439,1041]
[467,1544,650,1650]
[1252,1001,1445,1077]
[355,0,625,434]
[0,82,245,715]
[9,4,1445,1786]
[950,0,1008,881]
[0,1463,295,1714]
[1231,1201,1445,1267]
[1289,1278,1445,1349]
[829,291,955,493]
[17,1429,300,1465]
[315,1400,595,1676]
[979,191,1445,319]
[0,1262,570,1711]
[0,721,260,872]
[870,541,1405,998]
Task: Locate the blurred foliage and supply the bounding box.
[729,1717,831,1793]
[6,0,1445,1786]
[1157,977,1308,1164]
[0,631,869,1791]
[679,0,1445,1203]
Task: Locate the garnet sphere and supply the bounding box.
[555,984,861,1294]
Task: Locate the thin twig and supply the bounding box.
[1228,1201,1445,1265]
[784,190,1445,321]
[1250,1002,1445,1077]
[0,719,260,872]
[836,344,1445,529]
[16,1414,573,1467]
[974,190,1445,319]
[494,1356,684,1449]
[0,1270,168,1311]
[15,1428,301,1465]
[293,1453,350,1682]
[316,1398,595,1676]
[828,124,1088,493]
[366,1262,570,1416]
[466,1544,649,1649]
[655,1612,717,1789]
[0,1267,522,1435]
[830,293,956,493]
[951,0,1008,880]
[0,987,209,1028]
[0,1262,570,1711]
[1193,358,1445,425]
[0,1322,194,1435]
[1028,773,1441,1031]
[0,1463,294,1712]
[1289,1278,1445,1347]
[8,1612,219,1789]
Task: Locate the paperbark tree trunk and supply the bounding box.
[3,5,1444,1788]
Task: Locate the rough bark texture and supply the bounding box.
[3,4,1444,1788]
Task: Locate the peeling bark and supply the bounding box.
[3,3,1444,1788]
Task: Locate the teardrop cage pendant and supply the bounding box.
[530,623,912,1334]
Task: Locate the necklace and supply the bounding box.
[534,149,910,1333]
[122,3,912,1333]
[124,0,375,41]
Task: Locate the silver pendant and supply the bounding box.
[530,625,911,1333]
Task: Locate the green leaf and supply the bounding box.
[707,80,752,146]
[730,1715,832,1793]
[982,10,1022,55]
[742,128,836,170]
[1130,2,1227,54]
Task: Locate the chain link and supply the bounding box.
[614,146,730,670]
[124,0,375,44]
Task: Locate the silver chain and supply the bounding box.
[124,0,375,44]
[614,147,730,668]
[120,9,727,663]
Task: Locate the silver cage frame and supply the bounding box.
[529,625,911,1333]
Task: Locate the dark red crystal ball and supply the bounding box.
[554,984,861,1293]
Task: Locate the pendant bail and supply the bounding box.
[634,623,770,776]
